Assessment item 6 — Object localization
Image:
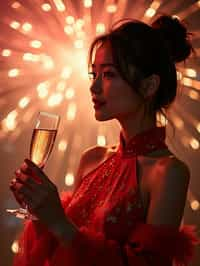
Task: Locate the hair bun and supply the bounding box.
[151,15,193,63]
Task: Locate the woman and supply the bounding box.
[10,15,199,266]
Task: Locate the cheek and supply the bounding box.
[105,80,137,109]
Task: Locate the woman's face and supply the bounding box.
[89,42,145,122]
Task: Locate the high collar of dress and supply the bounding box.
[118,126,168,157]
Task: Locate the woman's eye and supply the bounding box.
[88,72,96,80]
[103,71,115,78]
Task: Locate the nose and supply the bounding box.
[89,75,102,94]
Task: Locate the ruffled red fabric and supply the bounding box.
[13,127,200,266]
[13,191,200,266]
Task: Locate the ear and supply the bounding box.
[140,74,160,100]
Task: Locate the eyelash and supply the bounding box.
[88,71,115,80]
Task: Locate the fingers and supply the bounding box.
[24,159,56,190]
[15,169,38,190]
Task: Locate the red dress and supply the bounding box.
[14,126,199,266]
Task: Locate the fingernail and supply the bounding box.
[15,169,20,175]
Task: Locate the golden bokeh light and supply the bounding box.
[84,0,93,8]
[53,0,66,12]
[97,135,106,146]
[10,21,20,30]
[30,40,42,49]
[11,240,19,254]
[8,68,20,78]
[18,97,30,109]
[58,140,68,151]
[106,4,117,13]
[66,102,77,120]
[41,3,52,12]
[2,49,12,57]
[22,22,32,32]
[65,173,74,186]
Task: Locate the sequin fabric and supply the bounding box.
[65,126,168,243]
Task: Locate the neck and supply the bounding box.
[117,112,158,146]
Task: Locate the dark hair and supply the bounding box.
[88,15,194,137]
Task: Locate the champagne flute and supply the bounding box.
[6,111,60,220]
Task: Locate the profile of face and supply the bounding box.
[89,42,146,122]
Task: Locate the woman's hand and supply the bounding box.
[9,159,72,236]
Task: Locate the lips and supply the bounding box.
[92,98,106,109]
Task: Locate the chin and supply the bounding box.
[94,112,114,122]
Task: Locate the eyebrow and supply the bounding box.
[91,63,116,68]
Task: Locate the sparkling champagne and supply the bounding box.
[30,128,57,168]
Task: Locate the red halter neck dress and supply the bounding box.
[14,126,199,266]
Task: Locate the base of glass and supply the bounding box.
[6,208,38,220]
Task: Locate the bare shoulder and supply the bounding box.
[81,145,108,162]
[146,156,190,226]
[148,156,190,190]
[73,145,109,193]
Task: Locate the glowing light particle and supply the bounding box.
[48,93,63,107]
[2,110,18,132]
[53,0,66,12]
[61,66,72,79]
[66,16,75,24]
[42,55,54,70]
[182,77,193,87]
[189,138,199,150]
[145,8,156,18]
[64,25,74,35]
[37,82,49,98]
[11,240,19,254]
[2,49,11,57]
[106,4,117,13]
[10,21,20,30]
[41,3,52,11]
[84,0,92,8]
[177,71,182,81]
[65,88,75,99]
[74,39,84,49]
[58,140,68,151]
[188,89,199,100]
[96,23,106,34]
[56,81,66,91]
[22,23,32,32]
[66,103,77,120]
[185,68,197,78]
[97,135,106,146]
[30,40,42,49]
[191,200,200,211]
[18,97,30,109]
[65,173,74,186]
[8,69,20,78]
[11,2,21,9]
[75,19,84,30]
